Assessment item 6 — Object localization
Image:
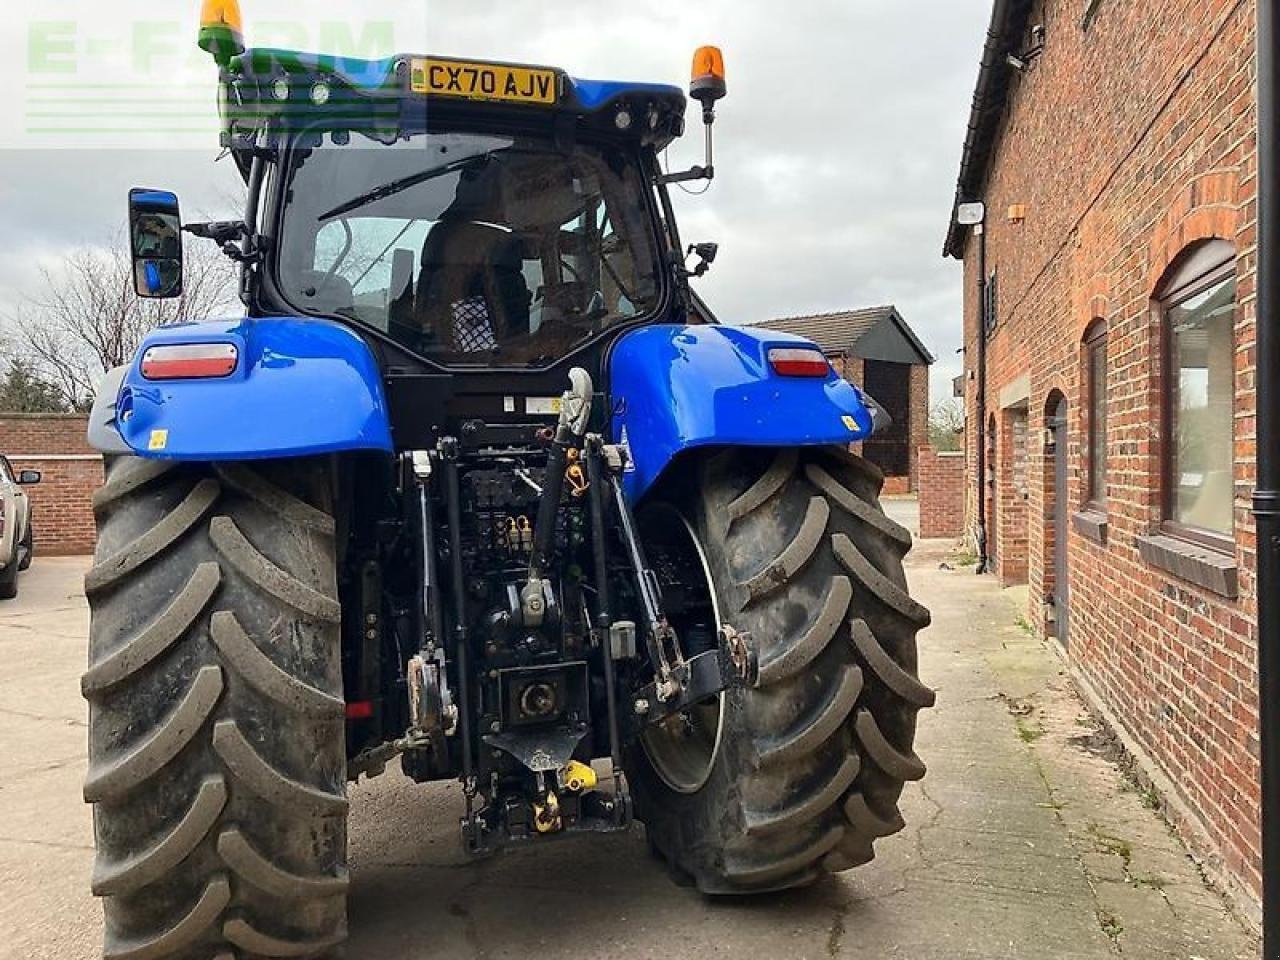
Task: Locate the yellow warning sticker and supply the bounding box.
[842,415,858,431]
[148,429,169,451]
[526,397,562,416]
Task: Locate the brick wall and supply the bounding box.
[918,446,965,538]
[955,0,1261,915]
[1,415,101,556]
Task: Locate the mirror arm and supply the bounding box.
[659,165,714,185]
[183,220,248,244]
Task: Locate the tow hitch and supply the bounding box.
[628,625,757,733]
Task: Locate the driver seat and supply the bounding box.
[416,221,531,353]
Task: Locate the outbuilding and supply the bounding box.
[754,306,934,493]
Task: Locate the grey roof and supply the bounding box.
[753,306,935,365]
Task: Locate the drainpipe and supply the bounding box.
[1254,1,1279,956]
[974,222,990,574]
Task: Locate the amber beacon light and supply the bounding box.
[198,0,246,67]
[690,45,727,111]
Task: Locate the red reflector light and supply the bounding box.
[767,347,831,378]
[345,701,374,720]
[141,343,238,380]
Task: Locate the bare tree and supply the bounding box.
[928,398,966,452]
[3,236,240,410]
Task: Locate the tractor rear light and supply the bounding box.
[141,343,238,381]
[345,701,374,720]
[767,347,831,378]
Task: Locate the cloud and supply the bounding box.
[0,0,988,401]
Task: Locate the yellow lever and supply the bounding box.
[560,760,598,793]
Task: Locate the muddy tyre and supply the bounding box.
[82,457,348,959]
[631,446,934,893]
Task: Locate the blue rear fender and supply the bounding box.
[609,325,876,501]
[99,316,393,460]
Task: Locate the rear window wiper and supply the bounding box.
[318,153,493,222]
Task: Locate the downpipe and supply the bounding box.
[1254,0,1279,955]
[974,221,990,575]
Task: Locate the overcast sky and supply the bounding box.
[0,0,990,403]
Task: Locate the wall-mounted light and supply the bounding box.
[957,201,987,226]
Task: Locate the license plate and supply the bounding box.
[410,58,558,105]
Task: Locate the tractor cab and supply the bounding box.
[200,44,718,373]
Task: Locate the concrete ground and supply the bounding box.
[0,543,1258,960]
[880,495,920,537]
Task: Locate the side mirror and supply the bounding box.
[17,470,41,485]
[129,188,184,299]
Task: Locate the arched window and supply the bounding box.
[1083,320,1107,509]
[1157,239,1236,546]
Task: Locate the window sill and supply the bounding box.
[1135,533,1238,599]
[1072,510,1108,545]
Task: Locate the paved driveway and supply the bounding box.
[0,545,1256,959]
[881,495,920,536]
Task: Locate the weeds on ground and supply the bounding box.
[1096,908,1124,942]
[1015,715,1046,743]
[1088,823,1134,865]
[1115,767,1163,811]
[1035,798,1068,811]
[1131,872,1167,891]
[949,547,979,567]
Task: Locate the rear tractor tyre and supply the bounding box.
[631,446,934,894]
[82,457,348,959]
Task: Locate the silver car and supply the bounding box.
[0,456,40,600]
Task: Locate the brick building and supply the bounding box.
[755,306,934,493]
[945,0,1260,918]
[0,415,102,556]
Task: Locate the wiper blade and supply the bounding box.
[318,153,492,221]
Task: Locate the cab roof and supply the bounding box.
[221,48,689,160]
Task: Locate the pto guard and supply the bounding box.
[610,324,876,501]
[94,317,393,460]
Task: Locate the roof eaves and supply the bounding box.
[943,0,1036,259]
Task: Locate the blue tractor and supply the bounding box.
[82,4,933,956]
